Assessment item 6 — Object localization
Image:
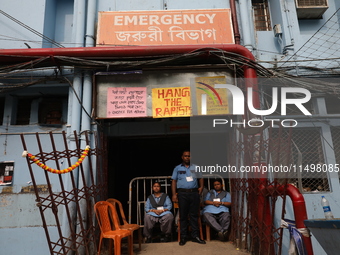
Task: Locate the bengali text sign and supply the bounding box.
[107,87,147,118]
[97,9,234,46]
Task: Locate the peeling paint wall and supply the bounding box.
[0,192,62,228]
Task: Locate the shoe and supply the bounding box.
[145,237,152,243]
[179,238,187,246]
[164,234,171,242]
[191,236,206,244]
[218,231,225,241]
[223,230,228,240]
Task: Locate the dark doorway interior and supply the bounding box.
[107,134,190,211]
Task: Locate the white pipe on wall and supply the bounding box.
[62,0,87,250]
[238,0,255,52]
[85,0,96,47]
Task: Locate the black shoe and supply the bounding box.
[218,231,224,241]
[145,237,152,243]
[164,234,171,242]
[223,230,228,240]
[191,236,206,244]
[179,238,187,246]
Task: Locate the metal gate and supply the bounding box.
[228,126,312,255]
[20,130,107,255]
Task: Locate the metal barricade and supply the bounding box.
[128,174,226,226]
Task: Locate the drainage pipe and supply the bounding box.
[81,0,96,191]
[261,183,314,255]
[0,44,254,59]
[285,184,313,255]
[238,0,254,52]
[67,1,87,253]
[230,0,241,44]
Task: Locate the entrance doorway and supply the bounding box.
[104,117,190,204]
[105,116,230,216]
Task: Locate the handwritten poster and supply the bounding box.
[107,87,147,118]
[195,76,229,115]
[152,87,191,118]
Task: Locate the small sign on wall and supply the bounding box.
[0,161,14,186]
[152,87,191,118]
[107,87,147,118]
[195,76,230,115]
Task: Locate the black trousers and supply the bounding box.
[178,191,200,238]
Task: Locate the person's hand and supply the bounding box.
[172,194,178,203]
[213,201,221,207]
[150,209,163,215]
[198,187,203,195]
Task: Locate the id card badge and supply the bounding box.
[213,198,221,202]
[157,206,164,211]
[186,176,193,182]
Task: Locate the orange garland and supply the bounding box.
[22,145,90,174]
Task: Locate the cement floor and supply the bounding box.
[133,240,250,255]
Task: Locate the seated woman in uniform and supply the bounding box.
[144,182,174,243]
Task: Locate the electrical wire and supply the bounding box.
[1,47,339,95]
[279,7,340,67]
[0,9,65,48]
[62,76,100,127]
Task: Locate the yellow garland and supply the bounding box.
[22,145,90,174]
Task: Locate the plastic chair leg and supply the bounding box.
[128,235,133,255]
[206,224,211,241]
[137,228,142,251]
[97,236,103,255]
[114,238,121,255]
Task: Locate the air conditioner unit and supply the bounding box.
[295,0,328,19]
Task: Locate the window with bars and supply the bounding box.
[38,98,66,125]
[14,96,67,125]
[252,0,272,31]
[270,128,330,192]
[15,97,34,125]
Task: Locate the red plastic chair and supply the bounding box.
[107,198,142,251]
[94,201,133,255]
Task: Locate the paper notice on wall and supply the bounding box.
[152,87,191,118]
[107,87,147,118]
[195,76,229,115]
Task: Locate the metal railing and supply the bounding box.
[128,175,226,225]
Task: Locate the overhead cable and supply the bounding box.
[0,9,65,48]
